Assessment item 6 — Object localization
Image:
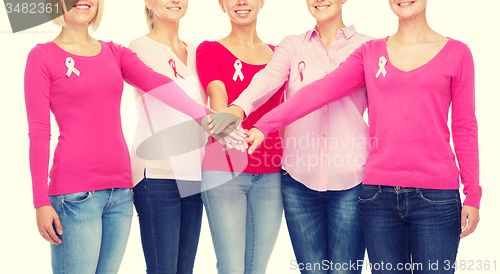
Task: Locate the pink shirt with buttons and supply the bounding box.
[233,26,373,191]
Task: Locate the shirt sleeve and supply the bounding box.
[231,38,291,117]
[196,41,223,91]
[450,44,481,208]
[24,45,52,208]
[254,44,367,136]
[115,42,211,123]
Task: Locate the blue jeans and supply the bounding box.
[201,171,283,274]
[358,185,462,274]
[49,188,134,274]
[282,172,365,274]
[133,178,203,274]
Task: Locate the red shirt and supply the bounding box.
[197,41,284,174]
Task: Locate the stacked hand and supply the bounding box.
[201,105,267,153]
[201,106,248,152]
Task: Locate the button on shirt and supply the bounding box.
[233,26,373,191]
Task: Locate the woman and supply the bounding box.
[196,0,285,273]
[129,0,206,273]
[246,0,481,273]
[210,0,370,273]
[24,1,211,273]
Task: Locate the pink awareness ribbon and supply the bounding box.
[65,57,80,78]
[376,56,387,78]
[293,61,306,82]
[169,59,185,79]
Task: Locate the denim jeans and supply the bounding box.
[282,172,365,274]
[49,188,134,274]
[133,178,203,274]
[201,171,283,274]
[358,185,462,274]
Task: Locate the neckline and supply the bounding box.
[383,37,452,73]
[50,40,104,58]
[142,35,191,68]
[214,41,272,66]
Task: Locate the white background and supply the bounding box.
[0,0,499,273]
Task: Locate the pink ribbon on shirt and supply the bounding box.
[294,61,306,82]
[169,59,185,79]
[65,57,80,78]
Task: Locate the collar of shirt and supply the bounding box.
[305,25,358,44]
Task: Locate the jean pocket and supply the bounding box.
[61,191,93,204]
[418,189,458,205]
[358,185,379,203]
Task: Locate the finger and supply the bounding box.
[248,139,262,155]
[223,129,245,143]
[234,126,247,139]
[214,114,241,135]
[461,211,467,231]
[246,133,263,154]
[231,141,243,152]
[54,216,63,236]
[237,142,247,152]
[219,132,240,144]
[217,138,226,146]
[207,114,214,134]
[39,230,54,244]
[460,215,479,238]
[227,132,245,144]
[38,223,56,245]
[40,224,59,245]
[46,223,62,245]
[212,115,232,135]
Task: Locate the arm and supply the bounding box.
[232,41,292,116]
[254,45,367,137]
[117,43,211,123]
[210,40,292,134]
[24,45,63,244]
[196,42,228,112]
[247,46,367,153]
[450,44,480,237]
[196,42,246,149]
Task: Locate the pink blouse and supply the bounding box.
[233,26,372,191]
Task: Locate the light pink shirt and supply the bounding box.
[233,26,373,191]
[129,36,207,186]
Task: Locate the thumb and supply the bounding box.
[248,141,260,155]
[247,135,262,155]
[461,210,467,231]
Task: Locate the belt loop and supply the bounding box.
[377,185,382,192]
[416,188,420,193]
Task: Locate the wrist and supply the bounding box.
[229,105,245,121]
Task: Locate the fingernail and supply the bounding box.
[59,230,63,235]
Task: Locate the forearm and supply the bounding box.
[207,80,229,112]
[254,61,366,136]
[232,46,291,117]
